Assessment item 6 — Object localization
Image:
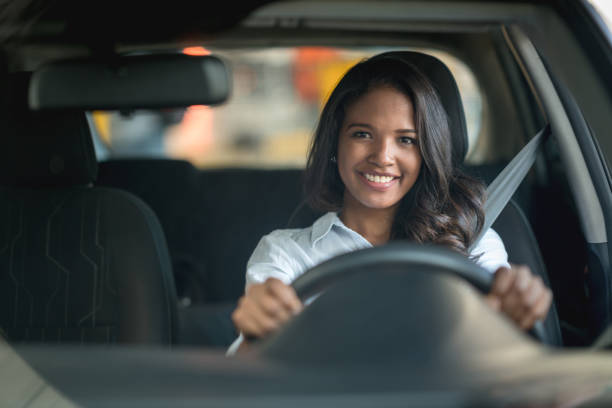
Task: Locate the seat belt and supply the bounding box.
[469,125,550,252]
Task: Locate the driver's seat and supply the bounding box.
[380,51,562,346]
[289,51,562,346]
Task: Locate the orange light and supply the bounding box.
[188,105,208,111]
[183,47,210,56]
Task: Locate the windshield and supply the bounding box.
[89,47,486,168]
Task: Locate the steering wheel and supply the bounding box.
[290,242,549,344]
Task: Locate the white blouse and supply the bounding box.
[227,212,509,355]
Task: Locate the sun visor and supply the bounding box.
[29,54,230,110]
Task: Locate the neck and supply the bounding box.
[339,199,398,246]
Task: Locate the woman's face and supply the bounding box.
[337,85,422,212]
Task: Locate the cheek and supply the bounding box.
[336,141,359,179]
[398,152,422,192]
[402,150,422,174]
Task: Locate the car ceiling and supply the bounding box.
[1,0,558,164]
[0,1,570,47]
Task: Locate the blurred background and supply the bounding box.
[89,46,483,167]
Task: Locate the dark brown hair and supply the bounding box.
[303,54,485,255]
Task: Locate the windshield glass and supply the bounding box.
[89,47,484,168]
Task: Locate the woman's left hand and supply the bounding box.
[484,264,553,330]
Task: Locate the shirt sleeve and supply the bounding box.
[245,231,302,288]
[470,228,510,273]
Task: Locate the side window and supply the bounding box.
[88,47,485,168]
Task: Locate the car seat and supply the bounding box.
[378,51,563,346]
[0,73,178,344]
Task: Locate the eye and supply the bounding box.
[351,131,371,139]
[399,136,417,145]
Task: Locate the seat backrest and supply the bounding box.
[97,159,207,305]
[491,200,563,346]
[97,161,305,304]
[98,161,307,345]
[0,74,178,345]
[382,51,562,346]
[297,51,562,346]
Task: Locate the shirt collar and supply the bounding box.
[311,212,344,246]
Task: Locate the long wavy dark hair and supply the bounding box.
[303,54,485,255]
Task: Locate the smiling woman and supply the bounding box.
[229,52,552,354]
[305,53,483,253]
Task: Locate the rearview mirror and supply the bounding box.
[29,54,231,110]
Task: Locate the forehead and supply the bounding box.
[343,86,415,124]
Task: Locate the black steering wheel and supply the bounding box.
[290,242,549,344]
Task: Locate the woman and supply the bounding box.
[229,52,552,354]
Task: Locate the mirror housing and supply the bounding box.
[29,54,230,110]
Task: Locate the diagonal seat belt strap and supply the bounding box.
[469,125,550,252]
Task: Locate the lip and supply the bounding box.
[358,171,400,191]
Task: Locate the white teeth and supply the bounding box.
[365,174,394,183]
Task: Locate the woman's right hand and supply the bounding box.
[232,277,303,340]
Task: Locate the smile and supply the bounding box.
[358,172,400,191]
[364,173,397,184]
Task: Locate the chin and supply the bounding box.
[359,199,401,210]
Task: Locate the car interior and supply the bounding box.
[3,0,612,406]
[90,47,565,347]
[0,2,606,353]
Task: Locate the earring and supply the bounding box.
[330,156,337,163]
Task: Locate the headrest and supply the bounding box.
[0,73,97,187]
[372,51,468,165]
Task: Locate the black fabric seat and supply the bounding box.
[0,75,178,344]
[380,51,562,345]
[491,200,562,345]
[97,161,306,346]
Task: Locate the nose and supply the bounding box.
[368,136,395,167]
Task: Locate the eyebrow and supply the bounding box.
[345,123,417,133]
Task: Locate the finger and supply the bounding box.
[244,283,288,321]
[522,276,544,310]
[241,301,280,336]
[519,287,553,330]
[501,266,532,322]
[247,281,292,321]
[265,278,303,315]
[237,314,265,338]
[233,296,280,338]
[490,267,515,297]
[512,276,544,326]
[512,266,537,321]
[513,265,532,293]
[253,292,292,322]
[232,303,263,338]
